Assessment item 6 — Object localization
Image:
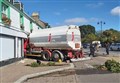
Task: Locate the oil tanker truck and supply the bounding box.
[24,25,82,61]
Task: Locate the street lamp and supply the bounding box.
[97,21,105,35]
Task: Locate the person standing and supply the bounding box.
[79,47,84,58]
[105,42,110,55]
[89,43,95,57]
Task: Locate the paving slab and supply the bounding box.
[24,69,77,83]
[74,56,120,83]
[0,59,70,83]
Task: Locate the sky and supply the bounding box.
[19,0,120,31]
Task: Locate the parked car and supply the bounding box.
[110,43,120,51]
[82,43,90,48]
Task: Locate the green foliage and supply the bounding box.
[96,65,107,70]
[103,30,112,37]
[82,33,98,43]
[79,25,96,38]
[29,62,56,67]
[101,29,120,43]
[30,62,40,67]
[79,24,120,43]
[47,62,55,66]
[105,59,120,73]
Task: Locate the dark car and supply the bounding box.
[82,43,90,48]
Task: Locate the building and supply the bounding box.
[0,0,44,66]
[32,12,50,28]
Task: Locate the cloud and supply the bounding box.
[86,2,104,8]
[111,6,120,16]
[89,17,99,22]
[64,17,99,24]
[54,12,61,15]
[65,18,88,24]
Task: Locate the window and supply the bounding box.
[2,3,8,17]
[20,15,24,25]
[30,22,33,33]
[20,14,24,30]
[0,1,1,22]
[1,3,11,25]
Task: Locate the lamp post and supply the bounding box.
[97,21,105,36]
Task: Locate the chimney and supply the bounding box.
[32,12,40,21]
[6,0,14,4]
[14,1,24,11]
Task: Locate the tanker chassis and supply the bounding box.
[24,25,83,61]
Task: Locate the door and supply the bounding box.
[17,38,22,58]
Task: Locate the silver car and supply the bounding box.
[110,43,120,51]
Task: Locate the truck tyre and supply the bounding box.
[52,50,64,62]
[41,51,51,61]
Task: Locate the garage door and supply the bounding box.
[0,35,1,61]
[0,35,15,61]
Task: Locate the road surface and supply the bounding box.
[83,47,120,57]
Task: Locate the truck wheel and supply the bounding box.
[52,50,64,62]
[52,52,60,62]
[41,51,50,61]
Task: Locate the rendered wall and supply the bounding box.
[24,17,30,33]
[32,23,39,31]
[10,7,20,29]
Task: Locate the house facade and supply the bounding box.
[0,0,43,66]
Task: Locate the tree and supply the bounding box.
[103,30,112,37]
[102,29,120,43]
[79,25,96,38]
[82,33,98,43]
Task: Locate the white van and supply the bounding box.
[92,41,101,47]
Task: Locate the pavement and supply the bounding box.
[74,56,120,83]
[0,58,74,83]
[0,48,119,83]
[21,56,120,83]
[24,69,77,83]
